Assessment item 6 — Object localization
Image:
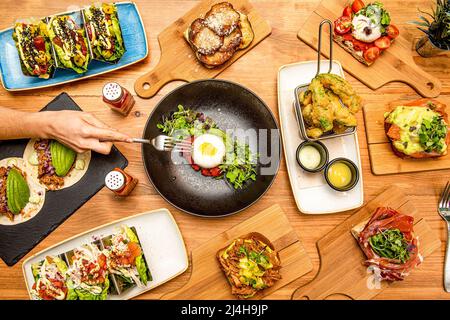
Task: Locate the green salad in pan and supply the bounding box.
[157,105,258,189]
[47,15,90,73]
[83,3,125,63]
[12,20,55,79]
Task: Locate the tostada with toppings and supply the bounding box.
[47,15,91,73]
[384,99,449,159]
[83,2,125,63]
[217,232,281,299]
[30,255,77,300]
[12,19,55,79]
[333,1,399,65]
[0,157,45,225]
[352,207,422,281]
[23,139,91,190]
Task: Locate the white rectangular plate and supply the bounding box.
[277,60,364,214]
[22,208,188,300]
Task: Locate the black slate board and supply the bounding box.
[0,93,128,266]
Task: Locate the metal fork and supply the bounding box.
[438,181,450,292]
[132,135,192,153]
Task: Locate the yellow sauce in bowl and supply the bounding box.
[327,162,352,188]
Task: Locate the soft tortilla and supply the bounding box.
[23,139,91,190]
[0,157,46,226]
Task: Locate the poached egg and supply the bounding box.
[192,133,226,169]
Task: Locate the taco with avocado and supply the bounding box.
[0,157,45,225]
[23,139,91,191]
[30,255,77,300]
[83,3,125,63]
[102,226,152,291]
[12,19,55,79]
[47,15,90,73]
[66,243,110,300]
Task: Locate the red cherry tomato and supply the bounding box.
[364,46,380,62]
[374,36,391,50]
[191,164,200,171]
[352,39,373,51]
[201,169,211,176]
[33,36,45,51]
[334,16,352,35]
[79,39,88,56]
[210,167,222,177]
[352,0,365,13]
[342,6,353,17]
[386,25,399,39]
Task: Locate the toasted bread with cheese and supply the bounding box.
[204,2,240,36]
[188,18,224,55]
[184,2,254,68]
[384,99,449,159]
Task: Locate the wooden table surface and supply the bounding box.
[1,0,449,300]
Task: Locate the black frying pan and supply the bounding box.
[141,80,280,217]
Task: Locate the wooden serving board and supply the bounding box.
[161,204,313,300]
[292,185,441,300]
[364,101,450,175]
[297,0,442,98]
[134,0,272,99]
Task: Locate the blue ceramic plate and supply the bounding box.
[0,1,148,91]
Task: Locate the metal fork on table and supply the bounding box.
[132,135,192,153]
[438,181,450,292]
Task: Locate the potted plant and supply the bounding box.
[412,0,450,57]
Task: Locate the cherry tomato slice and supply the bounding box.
[352,0,365,13]
[364,46,380,62]
[209,167,222,177]
[374,36,391,50]
[33,36,45,51]
[334,16,352,35]
[342,6,353,17]
[386,25,399,39]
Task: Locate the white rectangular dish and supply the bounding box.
[22,208,188,300]
[277,60,364,214]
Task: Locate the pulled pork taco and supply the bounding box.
[23,139,91,190]
[0,157,45,225]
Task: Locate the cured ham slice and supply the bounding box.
[354,207,422,281]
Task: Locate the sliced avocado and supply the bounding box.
[50,140,76,177]
[6,168,30,215]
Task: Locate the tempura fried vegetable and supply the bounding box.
[298,73,362,139]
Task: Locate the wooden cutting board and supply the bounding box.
[297,0,441,98]
[363,101,450,175]
[134,0,272,99]
[291,185,441,300]
[160,204,313,300]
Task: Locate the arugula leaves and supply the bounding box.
[220,141,257,189]
[369,229,410,263]
[418,116,447,153]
